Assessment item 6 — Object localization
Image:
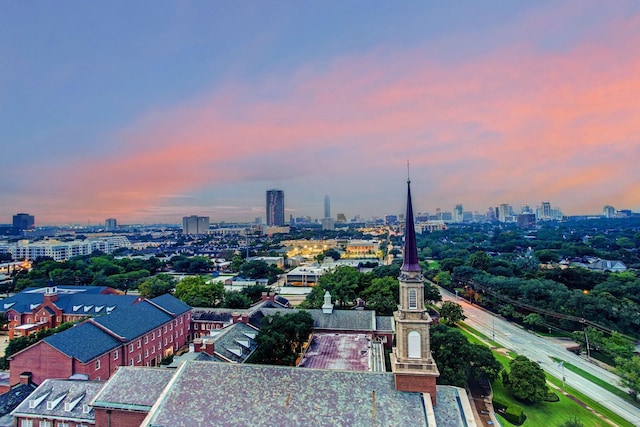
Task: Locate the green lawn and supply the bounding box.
[492,379,609,427]
[457,323,634,426]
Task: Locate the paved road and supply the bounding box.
[439,287,640,425]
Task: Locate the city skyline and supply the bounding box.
[2,2,640,224]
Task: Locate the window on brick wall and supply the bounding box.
[144,336,148,344]
[129,358,134,366]
[113,351,118,360]
[137,339,141,348]
[95,360,100,370]
[137,354,141,363]
[145,350,149,358]
[20,420,33,427]
[129,344,133,353]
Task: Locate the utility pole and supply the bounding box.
[584,328,591,360]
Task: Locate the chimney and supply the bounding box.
[19,372,32,385]
[231,312,240,324]
[198,339,215,356]
[240,314,249,324]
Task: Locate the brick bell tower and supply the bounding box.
[391,172,439,405]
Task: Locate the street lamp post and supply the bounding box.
[492,315,495,341]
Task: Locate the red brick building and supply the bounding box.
[3,285,138,339]
[8,294,191,386]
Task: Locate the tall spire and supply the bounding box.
[402,166,421,272]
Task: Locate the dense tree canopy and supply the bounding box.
[251,311,314,366]
[174,276,224,307]
[614,355,640,400]
[502,355,549,402]
[438,301,466,326]
[430,324,502,387]
[138,274,176,298]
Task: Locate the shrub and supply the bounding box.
[504,404,526,425]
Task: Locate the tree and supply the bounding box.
[468,251,491,271]
[139,274,176,298]
[324,248,341,260]
[424,282,442,305]
[251,311,314,366]
[361,276,398,315]
[223,291,252,309]
[439,301,466,326]
[614,355,640,400]
[430,324,502,387]
[522,313,545,330]
[502,355,549,402]
[433,270,451,287]
[174,276,224,307]
[239,260,283,285]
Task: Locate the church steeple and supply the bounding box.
[391,171,439,405]
[401,178,421,272]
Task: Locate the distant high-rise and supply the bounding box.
[13,213,34,232]
[182,216,210,235]
[324,195,330,219]
[453,204,463,223]
[105,218,117,231]
[266,190,285,226]
[603,205,615,218]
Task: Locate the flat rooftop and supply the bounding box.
[299,332,371,371]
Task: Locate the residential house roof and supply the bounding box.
[10,379,104,423]
[43,322,122,363]
[91,367,175,412]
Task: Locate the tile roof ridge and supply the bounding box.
[87,319,127,342]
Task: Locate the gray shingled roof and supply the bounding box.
[91,300,173,341]
[1,287,137,315]
[43,322,122,363]
[91,367,175,412]
[258,308,376,332]
[143,361,429,427]
[11,379,104,422]
[208,322,258,363]
[0,382,37,427]
[375,316,394,332]
[150,294,191,316]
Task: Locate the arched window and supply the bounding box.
[408,331,421,358]
[408,289,417,309]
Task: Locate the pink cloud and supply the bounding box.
[24,9,640,223]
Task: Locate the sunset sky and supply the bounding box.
[1,1,640,225]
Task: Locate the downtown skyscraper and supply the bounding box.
[266,189,285,226]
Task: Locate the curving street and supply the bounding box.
[438,287,640,425]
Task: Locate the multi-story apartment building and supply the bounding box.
[0,236,131,262]
[8,294,191,385]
